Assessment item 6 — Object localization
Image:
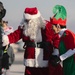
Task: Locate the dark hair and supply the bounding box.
[3,20,8,23]
[0,1,3,5]
[53,24,66,29]
[60,25,66,28]
[0,1,6,22]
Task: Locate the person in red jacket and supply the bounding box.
[2,7,62,75]
[50,5,75,75]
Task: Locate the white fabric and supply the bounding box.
[59,28,67,37]
[24,48,48,67]
[2,35,9,46]
[52,48,59,56]
[60,49,75,61]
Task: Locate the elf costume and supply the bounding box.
[2,7,60,75]
[51,5,75,75]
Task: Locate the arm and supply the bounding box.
[60,49,75,61]
[50,30,75,66]
[2,26,23,46]
[8,27,22,43]
[60,30,75,61]
[45,21,60,55]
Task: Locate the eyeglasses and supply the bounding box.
[3,21,8,23]
[25,19,30,23]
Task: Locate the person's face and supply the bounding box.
[52,24,60,34]
[2,23,7,27]
[25,19,31,24]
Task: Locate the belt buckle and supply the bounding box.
[37,43,40,48]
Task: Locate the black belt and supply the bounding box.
[25,42,41,48]
[25,41,53,48]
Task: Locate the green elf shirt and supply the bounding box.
[59,29,75,75]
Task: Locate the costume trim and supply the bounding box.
[24,48,48,67]
[24,11,41,19]
[60,49,75,61]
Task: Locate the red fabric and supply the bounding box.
[25,67,49,75]
[24,7,38,15]
[48,63,63,75]
[8,27,23,43]
[8,21,59,49]
[44,20,60,48]
[60,29,75,61]
[60,30,75,50]
[8,21,61,75]
[8,21,60,60]
[50,17,66,26]
[24,47,35,59]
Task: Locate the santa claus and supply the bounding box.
[2,7,62,75]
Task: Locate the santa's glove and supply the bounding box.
[2,35,9,46]
[49,55,61,66]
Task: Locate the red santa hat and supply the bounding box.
[50,5,67,26]
[24,7,41,19]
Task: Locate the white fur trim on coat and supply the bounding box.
[24,11,41,19]
[2,35,9,46]
[24,48,48,67]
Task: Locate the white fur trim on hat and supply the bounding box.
[24,11,41,19]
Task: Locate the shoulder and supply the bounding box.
[45,20,50,24]
[45,20,53,31]
[62,29,75,49]
[61,29,75,41]
[45,20,52,28]
[18,25,24,29]
[64,30,74,37]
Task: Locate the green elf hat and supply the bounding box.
[50,5,67,26]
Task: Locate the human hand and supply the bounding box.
[49,55,61,66]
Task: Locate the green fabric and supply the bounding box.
[59,41,75,75]
[53,5,67,20]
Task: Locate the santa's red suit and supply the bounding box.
[2,7,63,75]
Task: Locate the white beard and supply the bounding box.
[23,17,46,41]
